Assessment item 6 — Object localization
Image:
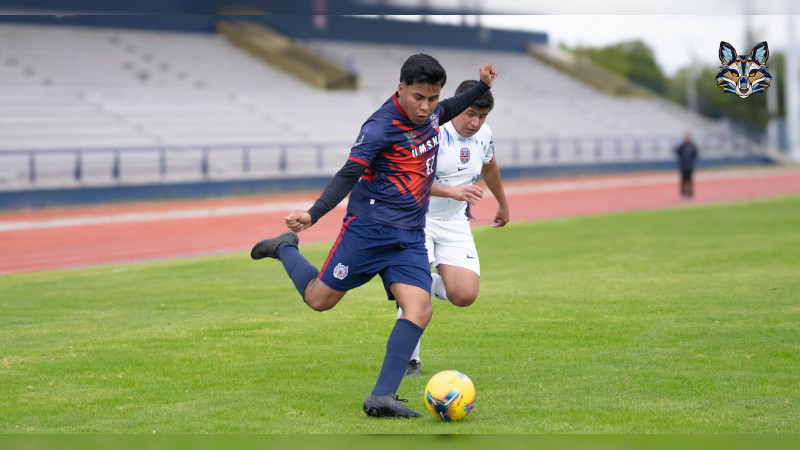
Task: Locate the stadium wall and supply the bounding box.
[0,14,219,33]
[234,16,547,52]
[0,14,546,52]
[0,0,216,14]
[0,0,490,14]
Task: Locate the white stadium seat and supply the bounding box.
[0,23,759,189]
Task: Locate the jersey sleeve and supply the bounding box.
[306,159,366,224]
[439,80,490,124]
[481,125,495,164]
[349,119,386,167]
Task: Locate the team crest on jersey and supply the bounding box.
[430,113,439,129]
[333,263,349,280]
[460,147,470,164]
[353,134,364,147]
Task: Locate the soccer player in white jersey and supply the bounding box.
[399,79,510,377]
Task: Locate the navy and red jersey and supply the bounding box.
[346,93,444,230]
[304,81,490,229]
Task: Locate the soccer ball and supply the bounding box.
[424,370,475,421]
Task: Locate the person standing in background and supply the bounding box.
[675,132,699,199]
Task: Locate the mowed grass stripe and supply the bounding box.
[1,196,798,433]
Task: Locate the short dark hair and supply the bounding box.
[399,54,447,87]
[455,79,494,111]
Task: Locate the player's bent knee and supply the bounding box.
[305,290,342,311]
[449,294,477,307]
[302,280,342,312]
[401,302,433,329]
[448,287,479,307]
[304,296,335,312]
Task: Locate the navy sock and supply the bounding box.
[278,243,319,300]
[371,318,424,396]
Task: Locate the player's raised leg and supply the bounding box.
[251,231,346,311]
[430,272,449,302]
[434,264,480,307]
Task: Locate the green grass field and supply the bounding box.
[1,196,799,434]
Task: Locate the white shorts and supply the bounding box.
[424,217,480,276]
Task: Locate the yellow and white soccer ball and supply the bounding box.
[424,370,475,421]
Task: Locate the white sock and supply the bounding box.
[410,336,420,362]
[397,306,421,362]
[431,272,450,303]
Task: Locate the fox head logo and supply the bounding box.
[717,41,771,98]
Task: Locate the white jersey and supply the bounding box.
[427,121,494,221]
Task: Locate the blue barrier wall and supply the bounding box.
[0,0,217,14]
[0,157,775,210]
[237,15,546,52]
[0,5,546,51]
[0,0,516,15]
[0,14,219,33]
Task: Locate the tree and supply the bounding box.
[565,39,782,133]
[667,53,784,131]
[573,40,668,95]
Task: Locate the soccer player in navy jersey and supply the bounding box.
[251,53,497,418]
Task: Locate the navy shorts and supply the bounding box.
[318,214,432,300]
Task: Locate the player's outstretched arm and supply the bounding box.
[288,159,366,232]
[478,63,498,88]
[481,159,510,228]
[439,63,497,124]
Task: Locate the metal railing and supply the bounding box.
[0,134,766,191]
[0,141,349,190]
[499,134,763,166]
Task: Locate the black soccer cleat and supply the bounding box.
[363,393,422,418]
[404,359,422,378]
[250,231,299,260]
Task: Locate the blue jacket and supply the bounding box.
[675,141,698,171]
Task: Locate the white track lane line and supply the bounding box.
[0,201,343,232]
[1,168,795,232]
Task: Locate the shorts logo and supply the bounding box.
[460,148,470,164]
[333,263,349,280]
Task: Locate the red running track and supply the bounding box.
[1,167,798,274]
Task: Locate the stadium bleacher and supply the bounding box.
[0,21,766,194]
